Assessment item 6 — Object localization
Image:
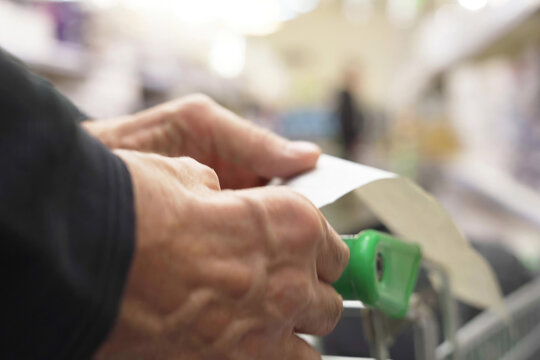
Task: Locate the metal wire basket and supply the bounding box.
[322,274,540,360]
[437,277,540,360]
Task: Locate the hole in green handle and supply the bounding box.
[376,252,384,282]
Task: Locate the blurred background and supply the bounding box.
[2,0,540,356]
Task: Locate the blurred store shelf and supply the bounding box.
[392,0,540,108]
[0,0,87,79]
[18,43,88,79]
[426,0,540,72]
[447,158,540,226]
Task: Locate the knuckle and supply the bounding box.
[184,157,220,190]
[274,188,324,250]
[178,93,215,119]
[173,157,220,189]
[293,274,312,300]
[235,191,267,227]
[289,277,311,307]
[293,203,323,244]
[280,189,320,224]
[257,127,278,146]
[200,165,220,190]
[187,92,214,104]
[269,269,312,318]
[174,156,199,172]
[186,93,214,111]
[242,187,324,254]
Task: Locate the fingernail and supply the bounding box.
[288,141,321,155]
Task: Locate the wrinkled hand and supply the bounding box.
[97,151,349,360]
[84,94,320,189]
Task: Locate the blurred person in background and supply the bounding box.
[335,64,366,160]
[1,47,349,359]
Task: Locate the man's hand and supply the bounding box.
[83,94,320,189]
[97,151,349,359]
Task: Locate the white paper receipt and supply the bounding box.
[276,154,503,311]
[280,154,396,208]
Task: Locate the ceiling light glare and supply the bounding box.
[174,0,217,25]
[289,0,319,14]
[209,31,246,78]
[221,0,282,35]
[458,0,488,11]
[489,0,511,7]
[87,0,119,9]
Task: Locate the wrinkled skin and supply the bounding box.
[84,94,320,189]
[85,95,349,359]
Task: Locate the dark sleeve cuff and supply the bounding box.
[61,129,135,358]
[1,47,135,359]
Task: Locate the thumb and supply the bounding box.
[211,107,321,178]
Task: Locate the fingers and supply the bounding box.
[238,186,348,283]
[316,217,350,284]
[270,187,348,284]
[286,335,322,360]
[209,103,321,179]
[231,186,346,345]
[294,281,344,336]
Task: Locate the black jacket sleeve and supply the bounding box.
[0,48,135,359]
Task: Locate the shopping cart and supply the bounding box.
[437,276,540,360]
[323,230,540,360]
[321,229,456,360]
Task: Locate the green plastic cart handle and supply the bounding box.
[333,230,422,318]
